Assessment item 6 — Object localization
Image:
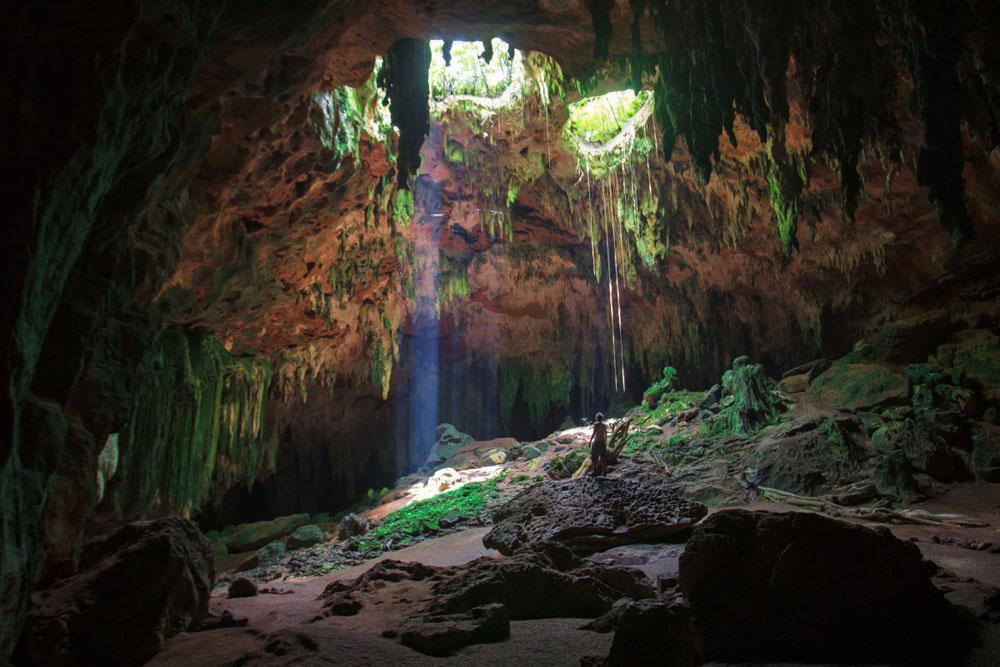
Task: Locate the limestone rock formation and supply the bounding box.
[16,518,213,667]
[678,509,969,664]
[483,477,707,555]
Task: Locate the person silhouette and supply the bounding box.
[588,412,608,476]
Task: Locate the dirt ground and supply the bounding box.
[151,483,1000,666]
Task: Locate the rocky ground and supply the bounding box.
[16,306,1000,665]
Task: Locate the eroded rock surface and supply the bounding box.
[483,477,707,555]
[16,517,213,667]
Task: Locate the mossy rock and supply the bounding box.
[546,450,585,480]
[426,423,475,466]
[873,310,951,363]
[717,359,785,436]
[287,524,324,550]
[937,329,1000,404]
[522,444,542,460]
[480,448,509,465]
[871,419,970,483]
[970,422,1000,482]
[225,513,311,553]
[810,363,909,412]
[256,540,287,562]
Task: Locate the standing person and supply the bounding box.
[588,412,608,476]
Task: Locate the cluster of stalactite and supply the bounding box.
[109,327,274,519]
[572,0,1000,249]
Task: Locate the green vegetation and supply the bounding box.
[114,327,273,517]
[355,472,506,556]
[500,357,573,432]
[567,90,652,145]
[310,87,360,165]
[700,358,787,437]
[428,38,521,100]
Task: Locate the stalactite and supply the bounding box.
[380,38,432,189]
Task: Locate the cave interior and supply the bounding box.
[3,0,1000,664]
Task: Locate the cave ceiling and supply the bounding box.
[146,0,1000,398]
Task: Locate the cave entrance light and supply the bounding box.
[428,38,525,108]
[566,89,654,176]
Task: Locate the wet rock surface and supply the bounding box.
[678,509,971,664]
[483,477,707,555]
[16,517,213,667]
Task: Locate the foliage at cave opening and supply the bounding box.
[429,38,523,100]
[568,89,651,145]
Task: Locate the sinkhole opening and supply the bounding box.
[428,37,524,101]
[566,89,656,175]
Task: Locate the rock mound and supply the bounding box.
[320,546,654,656]
[678,509,970,664]
[17,517,213,666]
[223,513,310,553]
[286,524,324,549]
[483,477,707,555]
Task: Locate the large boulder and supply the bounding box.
[678,509,969,664]
[483,478,707,555]
[873,309,951,363]
[286,524,324,550]
[16,517,213,666]
[810,362,909,411]
[399,603,509,656]
[587,598,696,667]
[425,423,474,468]
[223,513,310,553]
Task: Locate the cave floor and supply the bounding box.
[152,484,1000,666]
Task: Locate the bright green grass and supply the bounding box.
[354,472,506,555]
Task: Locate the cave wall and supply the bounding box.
[3,0,1000,658]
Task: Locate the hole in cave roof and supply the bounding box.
[566,89,655,175]
[428,37,524,102]
[567,89,652,146]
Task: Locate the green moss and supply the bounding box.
[445,139,464,163]
[355,472,505,555]
[499,358,573,432]
[390,188,414,227]
[113,327,273,517]
[767,160,804,254]
[567,90,652,144]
